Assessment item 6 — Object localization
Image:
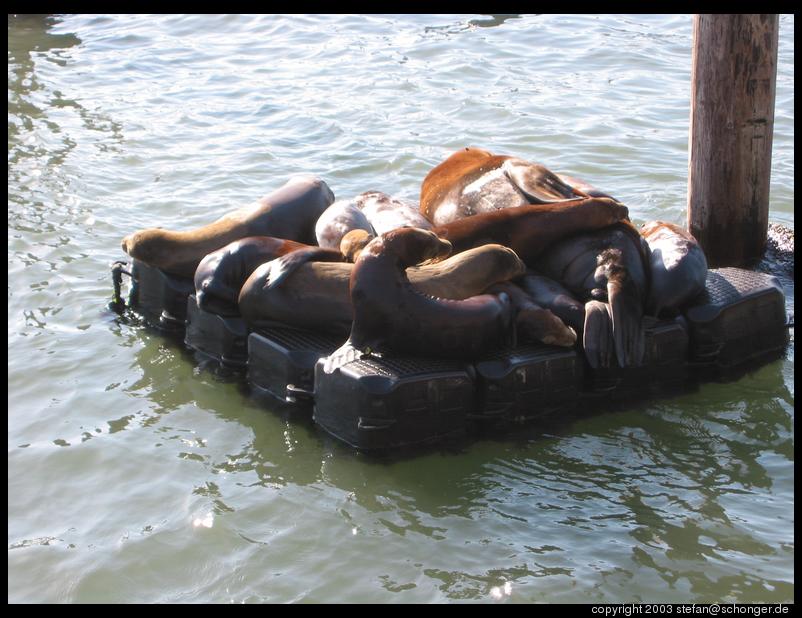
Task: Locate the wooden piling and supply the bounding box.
[687,14,779,268]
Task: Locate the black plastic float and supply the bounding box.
[113,261,789,452]
[472,344,583,424]
[184,294,249,367]
[684,268,788,371]
[584,317,690,400]
[313,355,474,451]
[248,328,342,405]
[124,259,194,333]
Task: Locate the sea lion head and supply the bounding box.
[121,228,172,265]
[340,229,376,262]
[378,227,453,267]
[482,245,527,280]
[593,197,630,224]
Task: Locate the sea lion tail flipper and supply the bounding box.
[264,247,345,290]
[502,158,575,203]
[583,300,613,369]
[322,339,372,374]
[608,280,645,368]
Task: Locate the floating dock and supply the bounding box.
[117,260,789,451]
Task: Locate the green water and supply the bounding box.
[8,14,794,603]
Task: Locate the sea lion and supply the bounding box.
[121,174,334,278]
[346,227,515,359]
[534,222,650,367]
[431,196,631,265]
[485,281,577,347]
[519,273,586,337]
[193,236,344,316]
[355,191,433,235]
[314,199,375,249]
[640,221,708,317]
[340,229,375,262]
[420,147,591,225]
[238,242,526,336]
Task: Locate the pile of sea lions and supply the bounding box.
[121,147,709,369]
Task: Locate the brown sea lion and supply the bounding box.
[519,273,586,337]
[431,196,630,265]
[534,222,650,368]
[640,221,708,317]
[346,228,515,359]
[340,229,375,262]
[238,242,526,336]
[193,236,344,316]
[420,147,591,225]
[121,175,335,278]
[484,281,577,347]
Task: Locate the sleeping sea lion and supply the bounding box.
[121,175,334,277]
[420,147,591,225]
[640,220,708,317]
[430,196,630,265]
[355,191,433,235]
[193,236,344,316]
[534,222,650,368]
[314,198,375,249]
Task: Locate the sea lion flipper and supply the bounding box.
[322,340,372,374]
[608,280,645,368]
[486,281,574,347]
[502,158,576,203]
[583,300,612,369]
[264,247,345,290]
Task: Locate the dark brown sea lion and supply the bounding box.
[640,221,708,317]
[121,175,335,278]
[194,236,344,316]
[239,243,525,337]
[347,227,515,358]
[484,281,577,347]
[420,147,591,225]
[431,196,630,265]
[519,273,586,337]
[534,222,650,368]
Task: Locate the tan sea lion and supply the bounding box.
[121,174,334,278]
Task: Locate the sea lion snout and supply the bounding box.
[592,197,629,223]
[430,237,453,261]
